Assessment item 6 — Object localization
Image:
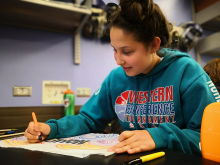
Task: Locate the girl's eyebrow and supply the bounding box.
[111,45,130,49]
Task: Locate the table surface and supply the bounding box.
[0,128,220,165]
[1,147,220,165]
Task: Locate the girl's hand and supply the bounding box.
[108,130,155,154]
[24,122,51,143]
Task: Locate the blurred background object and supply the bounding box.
[101,3,118,43]
[169,21,203,52]
[81,0,118,42]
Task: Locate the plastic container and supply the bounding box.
[63,89,75,116]
[201,102,220,163]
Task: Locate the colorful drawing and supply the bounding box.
[56,142,110,150]
[0,133,119,158]
[3,136,29,146]
[54,135,119,150]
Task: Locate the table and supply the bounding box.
[0,128,219,165]
[0,147,220,165]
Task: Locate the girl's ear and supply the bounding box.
[150,37,161,53]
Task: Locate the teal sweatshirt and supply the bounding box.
[46,48,219,156]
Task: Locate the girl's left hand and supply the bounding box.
[107,130,156,154]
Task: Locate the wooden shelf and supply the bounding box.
[197,32,220,56]
[195,1,220,31]
[0,0,91,34]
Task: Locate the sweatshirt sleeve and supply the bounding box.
[46,72,117,140]
[147,73,217,156]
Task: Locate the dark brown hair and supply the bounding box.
[204,58,220,86]
[108,0,170,49]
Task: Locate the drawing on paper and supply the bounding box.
[0,133,119,158]
[4,136,29,146]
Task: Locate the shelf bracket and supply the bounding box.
[74,0,91,64]
[74,33,80,64]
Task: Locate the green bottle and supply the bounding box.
[63,89,75,116]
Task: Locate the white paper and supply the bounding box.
[0,133,119,158]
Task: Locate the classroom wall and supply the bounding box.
[0,0,216,107]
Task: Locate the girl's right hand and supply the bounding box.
[24,122,51,143]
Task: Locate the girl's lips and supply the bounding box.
[123,67,132,71]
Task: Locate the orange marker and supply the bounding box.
[32,112,43,143]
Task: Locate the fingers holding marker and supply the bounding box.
[27,138,40,144]
[37,123,51,136]
[25,122,39,136]
[24,113,50,143]
[24,112,43,143]
[25,129,40,144]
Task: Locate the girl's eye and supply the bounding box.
[123,51,131,55]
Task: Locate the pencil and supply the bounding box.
[0,129,17,132]
[32,112,38,125]
[32,112,43,143]
[0,132,24,138]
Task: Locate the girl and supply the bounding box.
[24,0,218,156]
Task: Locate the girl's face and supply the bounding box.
[110,27,161,77]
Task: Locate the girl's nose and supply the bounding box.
[115,53,125,65]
